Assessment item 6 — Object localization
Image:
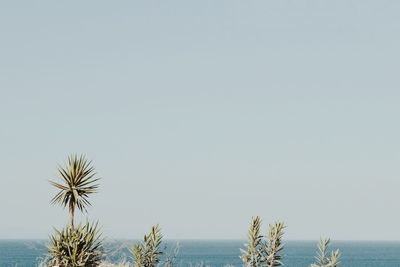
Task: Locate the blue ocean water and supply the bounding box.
[0,240,399,267]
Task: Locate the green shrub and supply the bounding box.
[240,216,285,267]
[264,222,284,267]
[310,238,341,267]
[48,222,103,267]
[131,225,163,267]
[240,216,263,266]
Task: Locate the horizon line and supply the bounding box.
[1,238,400,242]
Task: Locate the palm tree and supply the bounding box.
[49,154,100,228]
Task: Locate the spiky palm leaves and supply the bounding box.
[48,222,103,267]
[310,238,341,267]
[240,216,285,267]
[50,154,100,228]
[131,225,163,267]
[240,216,263,266]
[48,155,103,267]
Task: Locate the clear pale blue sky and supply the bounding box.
[0,1,399,240]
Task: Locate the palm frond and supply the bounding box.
[49,154,100,223]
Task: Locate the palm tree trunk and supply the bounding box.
[69,205,75,228]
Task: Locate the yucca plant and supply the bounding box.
[131,225,163,267]
[48,222,104,267]
[240,216,263,267]
[50,154,100,228]
[310,238,341,267]
[240,217,285,267]
[263,222,284,267]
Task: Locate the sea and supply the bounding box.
[0,240,399,267]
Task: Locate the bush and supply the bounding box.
[240,216,285,267]
[48,222,103,267]
[310,238,341,267]
[131,225,163,267]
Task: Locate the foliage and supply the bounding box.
[131,225,163,267]
[98,261,132,267]
[240,216,285,267]
[310,238,341,267]
[240,216,263,266]
[94,240,179,267]
[263,222,284,267]
[163,242,180,267]
[44,154,343,267]
[49,154,100,227]
[48,222,103,267]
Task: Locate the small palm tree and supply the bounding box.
[50,154,100,228]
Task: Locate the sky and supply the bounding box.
[0,0,400,240]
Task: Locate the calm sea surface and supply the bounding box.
[0,240,399,267]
